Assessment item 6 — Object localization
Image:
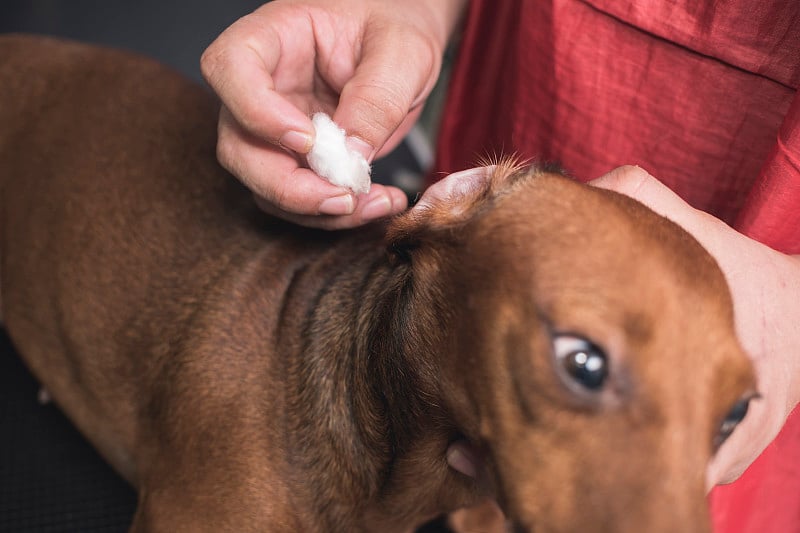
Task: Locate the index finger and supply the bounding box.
[216,106,351,216]
[201,9,314,153]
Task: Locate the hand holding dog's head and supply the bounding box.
[387,163,755,532]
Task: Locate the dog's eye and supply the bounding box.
[714,396,753,448]
[553,335,608,391]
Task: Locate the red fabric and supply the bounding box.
[433,1,800,531]
[434,0,800,248]
[710,406,800,533]
[737,92,800,253]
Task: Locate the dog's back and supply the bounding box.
[0,34,284,482]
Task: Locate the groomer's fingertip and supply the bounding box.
[361,194,392,220]
[346,136,376,162]
[319,194,355,216]
[279,130,314,154]
[388,187,409,212]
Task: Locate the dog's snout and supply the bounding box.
[553,334,608,393]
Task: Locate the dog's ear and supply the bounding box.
[386,158,528,261]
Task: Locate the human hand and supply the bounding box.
[591,165,800,489]
[201,0,466,229]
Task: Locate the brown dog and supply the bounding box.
[0,34,755,533]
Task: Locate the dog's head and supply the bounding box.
[387,161,755,532]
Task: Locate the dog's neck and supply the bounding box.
[278,224,466,531]
[280,163,538,530]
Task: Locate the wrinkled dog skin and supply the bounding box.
[0,35,754,533]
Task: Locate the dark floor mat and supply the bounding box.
[0,331,137,532]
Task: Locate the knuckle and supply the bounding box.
[348,84,410,142]
[215,138,234,172]
[235,107,273,141]
[214,125,237,169]
[268,179,293,212]
[621,166,654,195]
[200,41,225,86]
[215,113,301,213]
[620,164,652,181]
[251,166,304,215]
[199,46,215,80]
[607,165,653,195]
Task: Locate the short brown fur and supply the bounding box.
[0,35,754,532]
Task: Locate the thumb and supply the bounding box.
[589,165,705,230]
[333,24,440,160]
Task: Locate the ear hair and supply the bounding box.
[386,156,542,261]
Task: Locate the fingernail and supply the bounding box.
[319,194,354,216]
[279,130,313,154]
[346,136,375,162]
[361,194,392,220]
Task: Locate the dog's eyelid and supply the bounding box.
[549,330,609,360]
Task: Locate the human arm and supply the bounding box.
[201,0,468,229]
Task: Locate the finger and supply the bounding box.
[334,24,440,160]
[201,9,315,153]
[217,106,354,216]
[374,107,424,159]
[705,395,773,489]
[254,184,408,230]
[589,165,711,229]
[590,166,676,213]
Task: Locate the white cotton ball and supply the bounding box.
[307,113,371,195]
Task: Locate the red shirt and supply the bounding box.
[433,1,800,530]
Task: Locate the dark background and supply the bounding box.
[0,0,264,82]
[0,1,435,531]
